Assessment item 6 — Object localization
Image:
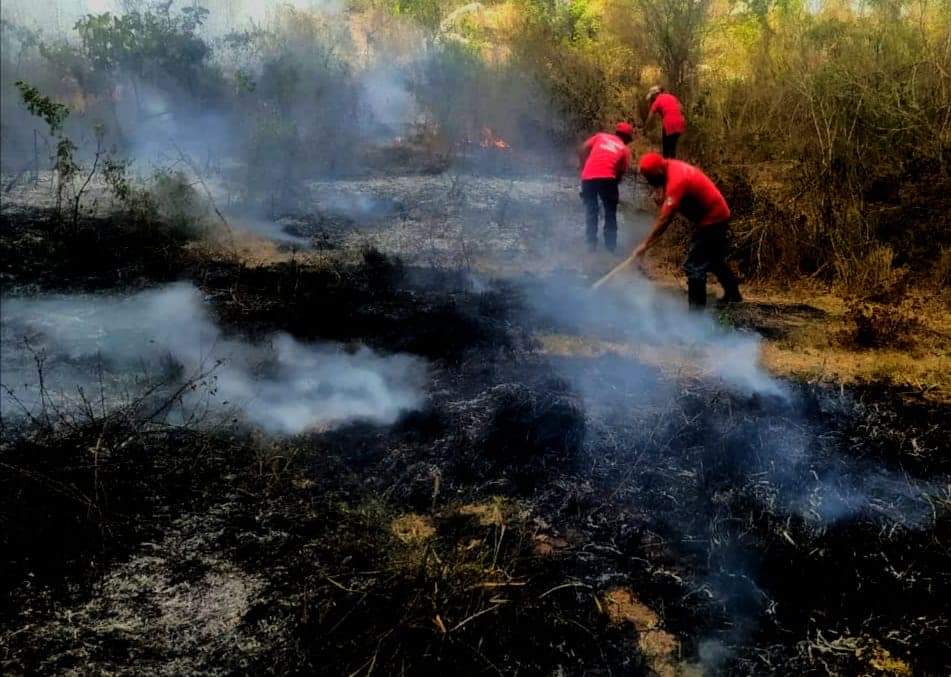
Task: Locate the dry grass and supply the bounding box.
[601,587,687,677]
[745,281,951,402]
[457,500,507,527]
[591,259,951,402]
[390,513,437,543]
[602,587,661,630]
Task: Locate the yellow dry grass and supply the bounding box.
[746,282,951,402]
[458,500,506,527]
[637,265,951,402]
[390,514,436,544]
[601,587,687,677]
[602,587,661,631]
[865,646,912,676]
[532,533,570,557]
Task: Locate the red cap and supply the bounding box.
[638,152,666,178]
[615,122,634,137]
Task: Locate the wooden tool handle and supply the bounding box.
[591,256,636,289]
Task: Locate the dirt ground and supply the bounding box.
[2,166,949,676]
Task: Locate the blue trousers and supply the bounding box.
[581,178,619,251]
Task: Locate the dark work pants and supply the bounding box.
[662,133,681,159]
[581,178,620,251]
[684,221,742,309]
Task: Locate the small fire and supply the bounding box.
[480,127,511,150]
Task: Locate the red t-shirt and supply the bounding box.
[649,93,686,136]
[581,132,631,180]
[661,160,730,226]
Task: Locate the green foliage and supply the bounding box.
[516,0,600,44]
[390,0,447,35]
[150,169,207,236]
[14,80,69,134]
[54,137,79,184]
[4,0,947,288]
[632,0,710,93]
[499,0,949,284]
[692,2,951,282]
[74,4,213,93]
[258,53,302,111]
[102,158,204,239]
[504,2,641,134]
[234,69,257,94]
[14,80,81,217]
[103,155,133,203]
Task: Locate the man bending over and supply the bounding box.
[579,122,634,253]
[632,152,742,309]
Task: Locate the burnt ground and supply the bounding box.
[1,179,950,675]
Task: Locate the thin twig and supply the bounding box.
[449,604,502,633]
[539,581,592,599]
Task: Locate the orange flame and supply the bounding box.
[480,127,511,150]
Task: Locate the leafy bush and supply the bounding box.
[689,1,951,283]
[495,0,950,287]
[150,169,209,237]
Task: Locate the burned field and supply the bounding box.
[1,175,949,677]
[1,0,949,670]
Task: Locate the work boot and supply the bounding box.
[687,279,707,310]
[604,237,617,254]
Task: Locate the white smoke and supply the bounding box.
[0,283,428,434]
[521,265,943,529]
[359,65,421,135]
[531,269,785,398]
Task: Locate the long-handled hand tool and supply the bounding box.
[591,255,636,290]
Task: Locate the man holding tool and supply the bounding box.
[578,122,635,253]
[617,152,742,309]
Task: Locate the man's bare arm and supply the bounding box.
[632,206,675,258]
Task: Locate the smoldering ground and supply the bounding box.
[1,245,948,673]
[2,170,946,674]
[1,2,949,673]
[0,283,428,434]
[515,267,948,669]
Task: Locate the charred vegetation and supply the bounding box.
[2,1,949,675]
[2,222,948,673]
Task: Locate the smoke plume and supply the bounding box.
[0,283,428,434]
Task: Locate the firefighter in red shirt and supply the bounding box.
[578,122,634,253]
[632,152,743,309]
[645,86,686,159]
